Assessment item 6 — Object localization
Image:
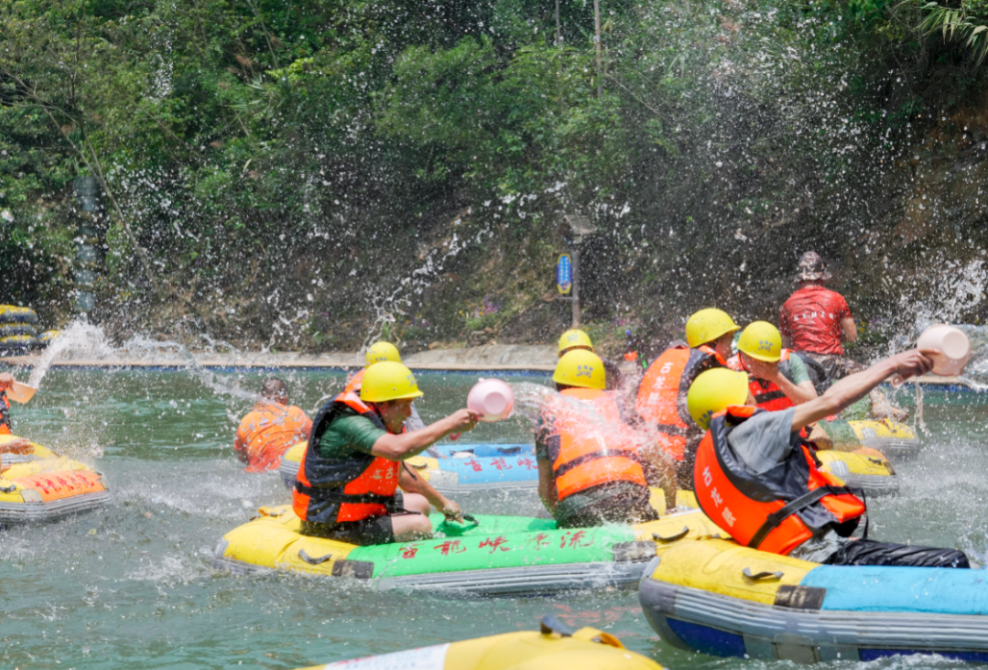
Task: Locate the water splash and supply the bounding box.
[27,320,116,388]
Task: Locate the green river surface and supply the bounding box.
[1,367,987,670]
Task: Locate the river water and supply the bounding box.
[1,368,986,670]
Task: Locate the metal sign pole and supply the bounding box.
[571,247,580,328]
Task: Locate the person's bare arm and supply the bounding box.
[537,458,558,515]
[398,464,461,521]
[840,317,858,343]
[371,409,479,460]
[746,359,817,405]
[791,350,933,431]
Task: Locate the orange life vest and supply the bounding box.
[544,387,647,501]
[636,344,725,462]
[343,369,365,395]
[727,350,796,412]
[693,406,866,556]
[293,391,400,524]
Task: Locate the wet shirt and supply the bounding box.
[535,413,644,524]
[234,403,312,472]
[779,286,852,355]
[317,414,387,459]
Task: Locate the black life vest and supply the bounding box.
[293,392,400,525]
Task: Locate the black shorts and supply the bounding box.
[300,515,396,546]
[299,492,417,546]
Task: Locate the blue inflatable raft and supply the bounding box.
[639,538,988,663]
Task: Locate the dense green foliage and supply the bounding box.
[2,0,987,349]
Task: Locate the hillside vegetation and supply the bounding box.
[3,0,988,355]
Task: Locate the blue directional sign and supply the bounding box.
[557,254,573,295]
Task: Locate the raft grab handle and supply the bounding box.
[0,484,16,493]
[540,615,574,637]
[742,567,783,581]
[298,549,334,565]
[653,527,690,543]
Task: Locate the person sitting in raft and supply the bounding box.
[635,308,739,489]
[0,372,32,455]
[234,378,313,473]
[687,355,970,568]
[293,361,479,545]
[557,328,626,393]
[537,349,679,526]
[345,341,426,432]
[727,321,817,410]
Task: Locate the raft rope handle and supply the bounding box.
[742,567,783,581]
[652,527,690,543]
[540,615,574,638]
[0,484,15,493]
[298,549,334,565]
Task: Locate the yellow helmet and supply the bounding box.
[685,308,740,348]
[360,361,424,402]
[557,329,594,356]
[365,341,402,367]
[687,368,749,431]
[552,349,606,390]
[737,321,782,362]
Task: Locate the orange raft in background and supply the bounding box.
[0,434,112,523]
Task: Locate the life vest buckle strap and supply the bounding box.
[295,484,395,506]
[553,449,640,477]
[747,485,853,550]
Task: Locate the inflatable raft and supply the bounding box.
[0,434,112,522]
[295,617,662,670]
[818,418,920,460]
[213,507,724,596]
[280,440,898,497]
[640,538,988,663]
[279,441,542,493]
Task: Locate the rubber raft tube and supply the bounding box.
[279,438,899,497]
[818,418,921,460]
[0,434,111,523]
[294,617,662,670]
[213,507,724,597]
[639,538,988,663]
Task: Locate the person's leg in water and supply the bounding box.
[825,538,969,568]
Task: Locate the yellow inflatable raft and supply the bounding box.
[819,419,920,460]
[295,617,662,669]
[0,434,111,523]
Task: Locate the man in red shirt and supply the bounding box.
[779,252,858,380]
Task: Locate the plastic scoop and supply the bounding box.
[891,324,970,387]
[6,381,36,404]
[917,324,970,376]
[467,378,514,423]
